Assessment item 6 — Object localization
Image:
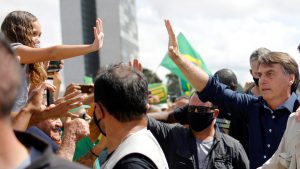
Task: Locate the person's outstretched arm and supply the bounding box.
[164,19,209,92]
[16,18,104,64]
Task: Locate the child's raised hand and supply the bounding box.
[92,18,104,51]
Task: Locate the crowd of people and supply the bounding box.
[0,10,300,169]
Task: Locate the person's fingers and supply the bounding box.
[54,97,64,105]
[66,112,80,119]
[164,19,175,38]
[68,86,81,92]
[65,117,72,123]
[67,83,79,89]
[48,104,56,109]
[65,84,80,96]
[128,61,132,67]
[94,27,97,39]
[64,96,84,106]
[96,19,100,34]
[39,82,56,92]
[46,83,56,89]
[64,90,82,100]
[133,59,139,70]
[98,18,103,32]
[164,19,177,52]
[29,83,54,99]
[295,107,300,123]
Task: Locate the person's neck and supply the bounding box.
[193,123,215,141]
[267,93,291,110]
[106,116,148,154]
[0,120,29,169]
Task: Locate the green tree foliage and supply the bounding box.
[143,68,162,83]
[166,73,181,98]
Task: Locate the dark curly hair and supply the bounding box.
[1,11,47,87]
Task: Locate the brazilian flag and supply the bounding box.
[161,33,211,95]
[148,83,168,103]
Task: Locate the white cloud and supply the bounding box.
[136,0,300,85]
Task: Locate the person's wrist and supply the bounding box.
[20,104,34,115]
[64,128,78,141]
[89,44,96,51]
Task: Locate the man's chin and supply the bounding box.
[262,93,272,101]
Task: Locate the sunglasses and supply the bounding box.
[188,105,216,113]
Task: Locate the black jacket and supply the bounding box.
[147,117,249,169]
[15,131,87,169]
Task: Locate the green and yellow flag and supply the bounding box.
[161,33,211,95]
[148,83,168,104]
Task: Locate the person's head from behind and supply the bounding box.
[249,47,271,86]
[93,64,148,133]
[1,10,46,87]
[187,92,219,133]
[0,32,21,119]
[214,68,238,91]
[258,52,299,102]
[171,96,189,110]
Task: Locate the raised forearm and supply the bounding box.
[18,44,98,64]
[12,107,33,131]
[57,133,77,161]
[172,54,209,92]
[48,45,98,61]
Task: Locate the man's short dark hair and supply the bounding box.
[214,68,238,91]
[0,32,21,117]
[94,64,148,122]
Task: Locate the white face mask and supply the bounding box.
[35,42,41,48]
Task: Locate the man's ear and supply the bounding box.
[95,103,104,119]
[213,109,220,118]
[146,103,150,111]
[289,74,295,86]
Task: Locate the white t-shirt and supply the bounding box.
[11,43,30,112]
